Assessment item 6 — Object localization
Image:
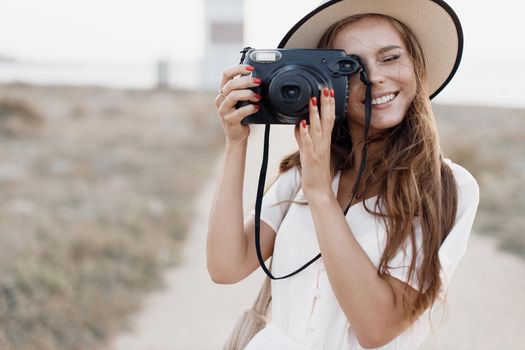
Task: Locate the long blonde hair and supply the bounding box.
[278,14,458,323]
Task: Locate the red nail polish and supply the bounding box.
[311,97,317,106]
[323,87,329,97]
[246,65,254,72]
[255,93,261,100]
[301,120,307,128]
[253,78,262,84]
[254,104,260,110]
[330,88,335,97]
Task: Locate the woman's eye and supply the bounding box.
[383,55,400,62]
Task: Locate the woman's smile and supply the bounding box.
[362,91,400,109]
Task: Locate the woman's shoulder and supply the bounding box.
[443,158,480,208]
[277,164,301,183]
[444,158,478,186]
[265,164,301,193]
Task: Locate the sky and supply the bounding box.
[0,0,523,64]
[0,0,523,107]
[0,0,205,63]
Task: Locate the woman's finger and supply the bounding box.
[220,64,254,89]
[216,65,255,108]
[321,88,336,141]
[319,87,331,125]
[221,75,261,97]
[329,88,336,133]
[308,94,322,145]
[214,93,225,109]
[222,103,260,126]
[320,87,333,138]
[218,89,261,115]
[299,119,313,154]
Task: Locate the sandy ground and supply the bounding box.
[106,125,525,350]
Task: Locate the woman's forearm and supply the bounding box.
[307,192,412,347]
[206,140,249,282]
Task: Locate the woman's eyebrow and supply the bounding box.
[377,45,402,54]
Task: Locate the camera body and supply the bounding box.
[238,48,363,125]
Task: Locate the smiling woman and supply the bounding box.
[207,1,479,349]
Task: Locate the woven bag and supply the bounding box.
[222,264,272,350]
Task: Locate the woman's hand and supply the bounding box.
[295,87,336,199]
[215,65,262,145]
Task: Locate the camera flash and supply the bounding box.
[251,50,282,63]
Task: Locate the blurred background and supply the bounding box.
[0,0,524,349]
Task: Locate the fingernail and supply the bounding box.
[311,97,317,107]
[253,78,262,84]
[323,87,330,97]
[254,104,260,110]
[330,88,335,97]
[255,93,261,100]
[246,65,254,72]
[301,120,307,128]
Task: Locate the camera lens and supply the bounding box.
[267,72,315,124]
[281,85,301,101]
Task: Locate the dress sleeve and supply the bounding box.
[436,164,480,299]
[250,165,301,234]
[386,162,480,300]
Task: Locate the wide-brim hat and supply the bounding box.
[278,0,463,99]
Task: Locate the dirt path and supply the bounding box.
[420,233,525,349]
[106,126,525,350]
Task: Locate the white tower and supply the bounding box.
[202,0,244,90]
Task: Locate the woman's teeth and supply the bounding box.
[372,93,396,105]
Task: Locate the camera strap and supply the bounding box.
[247,52,373,280]
[253,124,324,279]
[345,67,373,215]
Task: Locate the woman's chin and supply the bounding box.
[369,113,405,130]
[347,112,405,134]
[371,121,402,131]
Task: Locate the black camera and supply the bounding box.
[238,48,364,125]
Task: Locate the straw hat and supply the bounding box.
[278,0,463,99]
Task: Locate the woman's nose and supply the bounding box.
[366,62,386,85]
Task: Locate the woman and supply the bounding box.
[207,0,479,349]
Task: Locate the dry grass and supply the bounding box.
[434,104,525,257]
[0,84,223,350]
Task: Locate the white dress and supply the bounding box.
[246,159,480,350]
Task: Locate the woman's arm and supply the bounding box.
[206,140,249,283]
[308,193,419,348]
[297,88,420,348]
[206,65,275,284]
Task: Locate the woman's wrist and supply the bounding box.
[305,188,336,205]
[225,137,249,152]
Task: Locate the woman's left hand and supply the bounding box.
[295,87,336,200]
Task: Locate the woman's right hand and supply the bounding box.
[215,65,262,145]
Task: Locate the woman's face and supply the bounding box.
[332,16,417,132]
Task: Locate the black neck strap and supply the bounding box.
[254,124,322,279]
[344,67,372,215]
[254,70,372,280]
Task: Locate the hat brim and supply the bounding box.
[278,0,463,99]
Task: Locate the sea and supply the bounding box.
[0,60,523,109]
